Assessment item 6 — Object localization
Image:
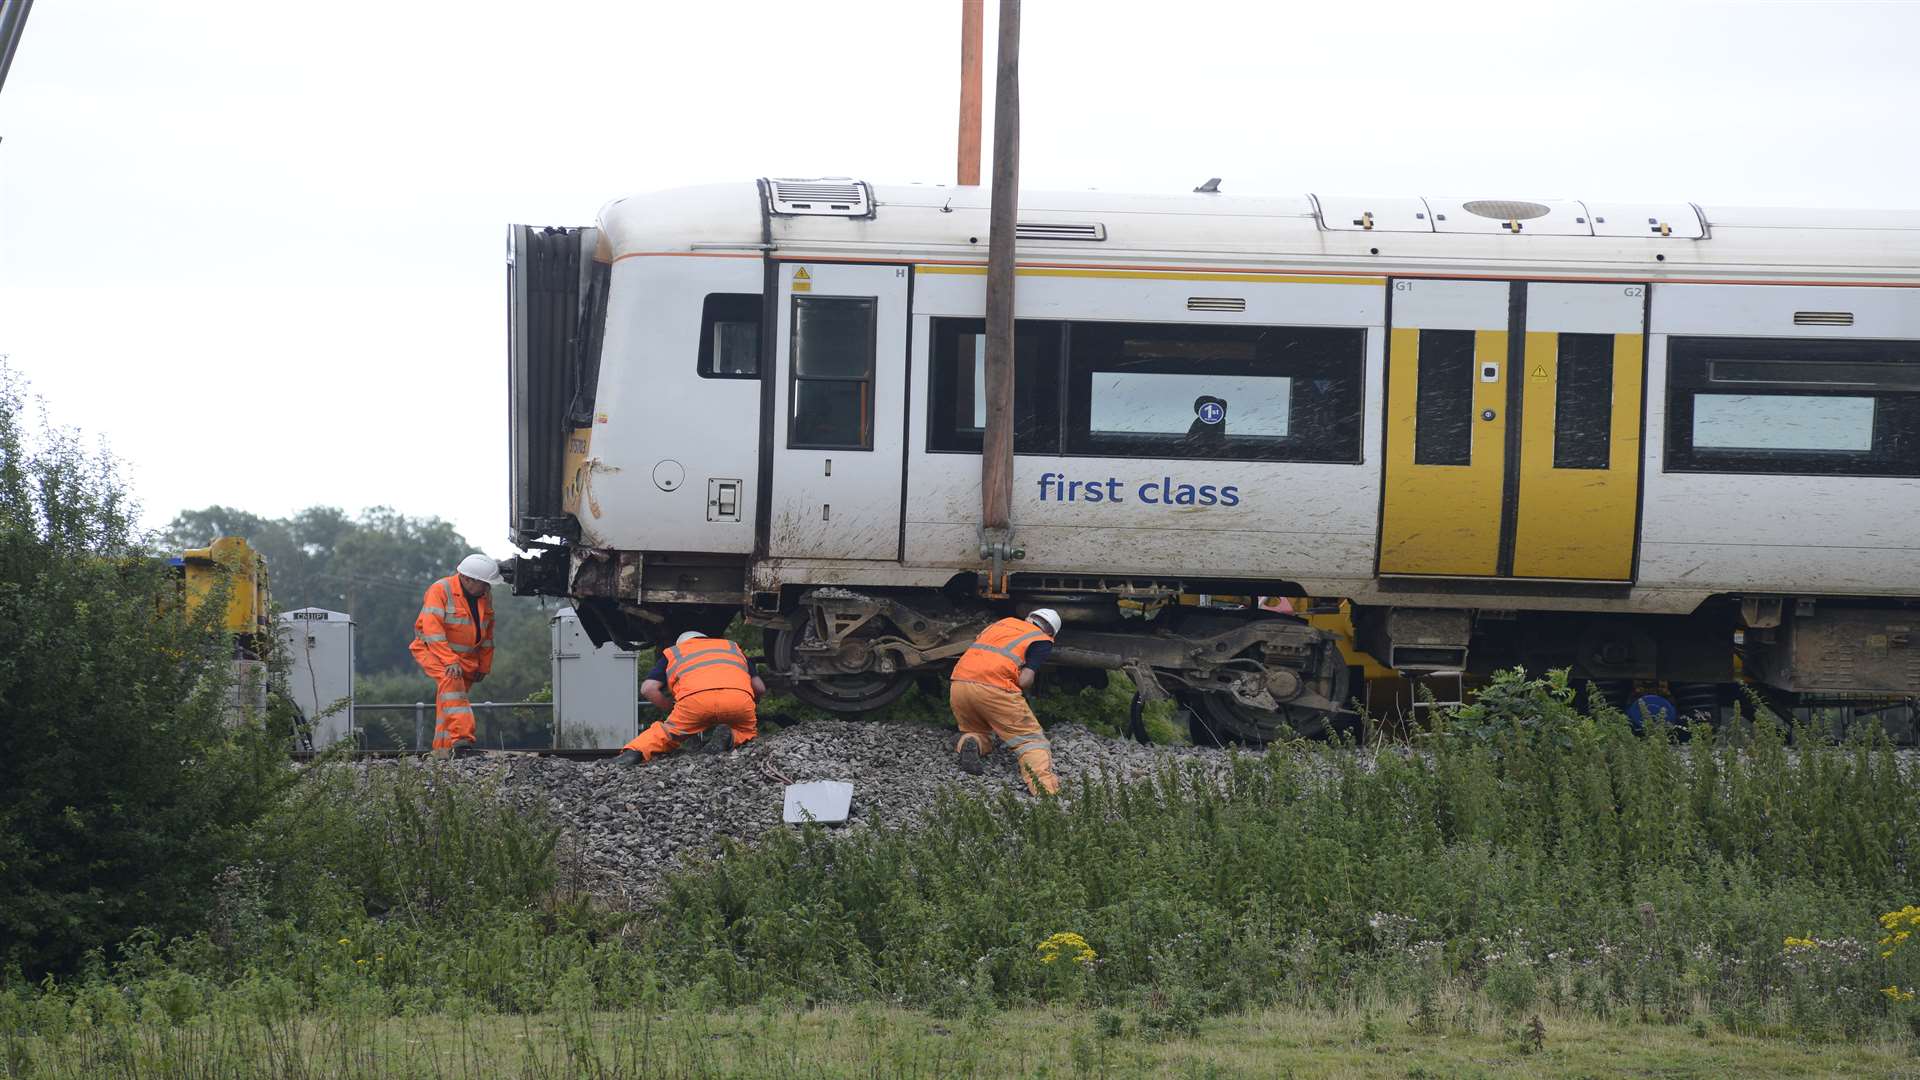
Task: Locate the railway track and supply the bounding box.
[292,747,623,763]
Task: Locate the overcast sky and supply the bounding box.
[2,0,1916,555]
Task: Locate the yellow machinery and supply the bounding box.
[171,536,271,660]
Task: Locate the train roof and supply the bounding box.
[598,179,1920,286]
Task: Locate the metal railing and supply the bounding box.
[350,702,557,752]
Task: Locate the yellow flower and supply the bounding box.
[1036,932,1098,966]
[338,937,350,946]
[1884,985,1916,1003]
[356,959,366,966]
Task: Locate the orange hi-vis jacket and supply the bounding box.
[951,617,1053,693]
[410,575,495,678]
[663,637,754,699]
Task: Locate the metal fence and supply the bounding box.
[350,702,557,751]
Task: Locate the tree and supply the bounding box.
[0,363,290,979]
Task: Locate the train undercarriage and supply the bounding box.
[760,587,1351,743]
[519,545,1920,744]
[524,548,1350,743]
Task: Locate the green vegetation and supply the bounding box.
[10,670,1920,1074]
[645,670,1920,1040]
[6,1000,1915,1078]
[0,364,292,979]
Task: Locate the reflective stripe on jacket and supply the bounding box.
[950,617,1053,693]
[663,637,753,699]
[409,575,495,676]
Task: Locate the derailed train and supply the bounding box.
[505,179,1920,741]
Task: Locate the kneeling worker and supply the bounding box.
[950,609,1063,795]
[613,631,767,767]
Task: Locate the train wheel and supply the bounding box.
[1187,691,1338,745]
[770,627,915,714]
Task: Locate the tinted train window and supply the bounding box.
[1413,329,1474,466]
[1553,332,1615,469]
[1665,336,1920,476]
[789,297,875,450]
[927,319,1063,453]
[698,293,761,378]
[1064,322,1364,462]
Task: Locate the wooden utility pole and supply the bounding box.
[980,0,1019,542]
[957,0,983,186]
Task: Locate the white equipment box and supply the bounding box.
[278,608,355,749]
[551,607,641,749]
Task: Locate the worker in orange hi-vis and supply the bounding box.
[409,554,502,758]
[949,609,1063,795]
[612,631,768,767]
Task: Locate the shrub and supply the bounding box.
[0,364,291,980]
[637,667,1920,1031]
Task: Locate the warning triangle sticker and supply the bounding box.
[1530,364,1548,379]
[793,267,811,280]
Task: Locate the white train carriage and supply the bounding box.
[506,179,1920,740]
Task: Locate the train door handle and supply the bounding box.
[1481,409,1497,421]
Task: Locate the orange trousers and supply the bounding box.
[431,670,476,750]
[624,688,758,760]
[951,680,1059,795]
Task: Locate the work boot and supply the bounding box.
[610,749,643,768]
[451,742,480,760]
[956,735,985,776]
[700,728,735,755]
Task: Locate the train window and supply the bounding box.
[1092,372,1291,436]
[1413,329,1474,466]
[1064,322,1364,462]
[1693,395,1874,451]
[1666,336,1920,476]
[789,297,876,450]
[1553,333,1614,469]
[927,318,1063,453]
[697,293,761,379]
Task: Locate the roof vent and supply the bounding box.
[765,178,874,218]
[1186,297,1246,312]
[1794,311,1855,327]
[1463,199,1552,221]
[1015,221,1107,242]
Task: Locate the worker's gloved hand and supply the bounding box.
[469,671,486,685]
[445,664,466,681]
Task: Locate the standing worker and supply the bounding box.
[950,609,1063,795]
[612,631,767,767]
[410,554,502,757]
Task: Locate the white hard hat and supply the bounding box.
[1028,608,1062,636]
[456,553,505,585]
[676,631,705,645]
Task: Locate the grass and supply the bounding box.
[11,668,1920,1075]
[5,999,1917,1079]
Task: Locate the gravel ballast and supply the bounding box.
[361,720,1236,906]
